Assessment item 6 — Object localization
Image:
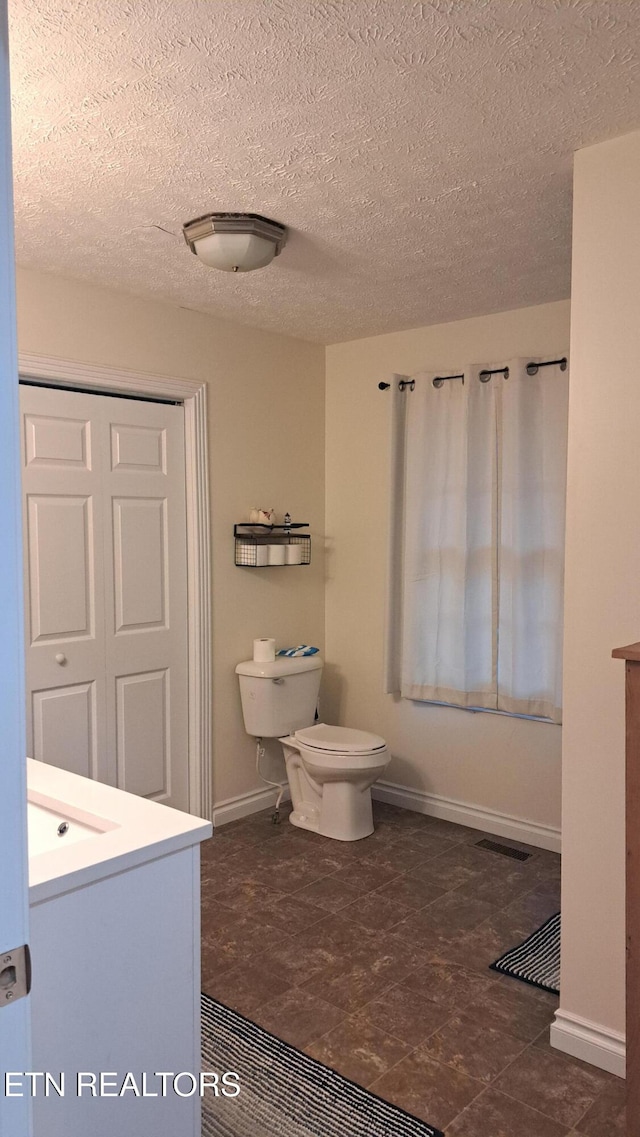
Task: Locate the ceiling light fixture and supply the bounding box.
[182,212,287,273]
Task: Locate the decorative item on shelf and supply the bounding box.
[284,512,291,527]
[249,508,260,524]
[258,508,276,525]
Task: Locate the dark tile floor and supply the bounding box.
[200,800,625,1135]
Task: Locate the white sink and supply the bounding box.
[27,758,210,903]
[27,798,107,858]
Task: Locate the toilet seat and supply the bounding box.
[295,747,388,772]
[294,723,386,755]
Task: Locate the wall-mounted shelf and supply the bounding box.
[234,523,311,567]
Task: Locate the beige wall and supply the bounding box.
[15,267,325,810]
[325,300,570,837]
[558,131,640,1040]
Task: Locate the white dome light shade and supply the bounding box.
[193,231,275,272]
[182,213,287,274]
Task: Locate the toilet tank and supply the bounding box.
[235,656,323,738]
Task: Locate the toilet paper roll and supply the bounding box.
[285,544,303,564]
[255,544,269,566]
[253,637,276,663]
[267,544,286,565]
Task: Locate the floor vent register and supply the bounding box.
[475,838,532,861]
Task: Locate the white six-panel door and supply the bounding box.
[20,384,189,811]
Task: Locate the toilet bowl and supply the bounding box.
[280,723,390,841]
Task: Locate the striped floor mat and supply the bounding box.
[490,912,561,994]
[201,993,443,1137]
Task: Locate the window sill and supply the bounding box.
[409,698,560,725]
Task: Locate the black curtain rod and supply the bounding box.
[433,373,464,388]
[479,366,509,383]
[377,378,415,391]
[377,356,567,391]
[526,356,567,375]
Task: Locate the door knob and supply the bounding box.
[55,653,67,665]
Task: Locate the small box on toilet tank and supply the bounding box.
[235,656,322,738]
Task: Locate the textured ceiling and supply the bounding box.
[8,1,640,344]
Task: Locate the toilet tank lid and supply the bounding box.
[235,656,324,678]
[295,723,386,753]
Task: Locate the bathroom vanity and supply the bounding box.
[26,760,211,1137]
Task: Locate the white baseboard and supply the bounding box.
[372,780,561,853]
[214,777,561,851]
[550,1009,625,1078]
[213,784,290,827]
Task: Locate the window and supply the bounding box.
[390,357,568,723]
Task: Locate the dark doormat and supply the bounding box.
[490,912,560,994]
[201,993,443,1136]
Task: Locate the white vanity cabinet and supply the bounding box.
[26,760,211,1137]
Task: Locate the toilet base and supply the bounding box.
[281,734,388,842]
[289,783,375,841]
[288,803,321,835]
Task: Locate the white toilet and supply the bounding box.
[235,655,390,841]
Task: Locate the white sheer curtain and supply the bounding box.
[498,360,568,720]
[401,368,498,709]
[398,358,568,723]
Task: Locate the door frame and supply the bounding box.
[18,352,212,821]
[1,0,32,1127]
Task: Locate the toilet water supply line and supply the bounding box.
[255,738,286,824]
